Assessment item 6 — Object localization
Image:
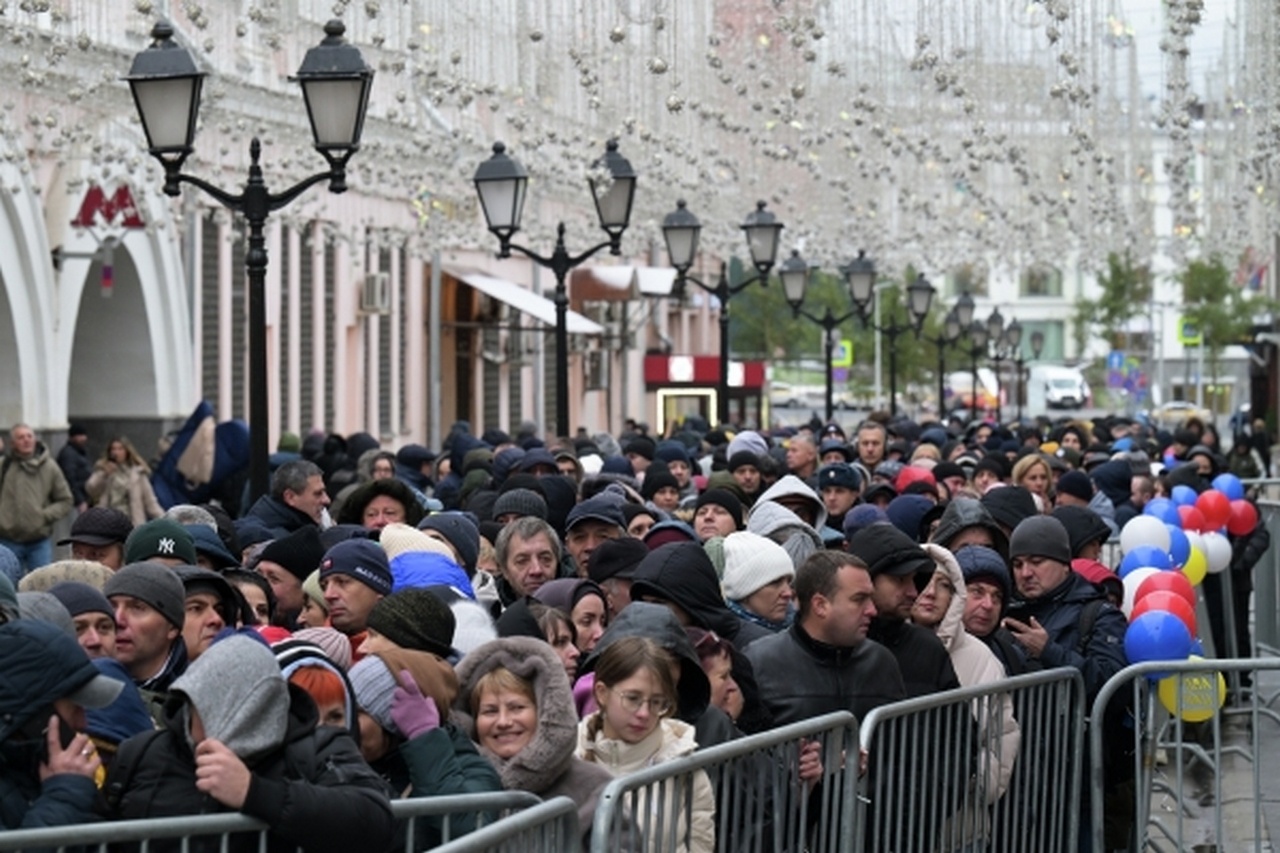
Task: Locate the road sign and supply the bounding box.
[832,338,853,368]
[1178,318,1202,346]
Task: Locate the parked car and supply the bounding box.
[1145,400,1214,429]
[768,382,823,409]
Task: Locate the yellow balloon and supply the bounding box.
[1181,546,1207,586]
[1157,657,1226,722]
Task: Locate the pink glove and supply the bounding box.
[390,669,440,739]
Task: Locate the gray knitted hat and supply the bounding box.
[1008,516,1072,565]
[103,561,186,629]
[492,488,548,521]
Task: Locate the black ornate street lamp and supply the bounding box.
[661,200,784,426]
[1001,319,1023,422]
[1014,323,1039,421]
[780,250,870,422]
[127,19,374,504]
[846,265,934,417]
[473,140,637,438]
[966,320,989,418]
[922,308,964,415]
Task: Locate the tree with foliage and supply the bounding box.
[728,258,941,401]
[1072,251,1152,354]
[1179,255,1276,385]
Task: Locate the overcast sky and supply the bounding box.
[1123,0,1234,99]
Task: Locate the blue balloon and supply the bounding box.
[1190,638,1205,656]
[1164,524,1190,566]
[1171,484,1199,507]
[1212,474,1245,501]
[1119,545,1175,577]
[1125,610,1193,669]
[1143,497,1180,526]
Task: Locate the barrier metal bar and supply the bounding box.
[1088,658,1280,853]
[427,796,579,853]
[855,668,1085,853]
[0,791,542,853]
[1253,501,1280,655]
[589,710,858,853]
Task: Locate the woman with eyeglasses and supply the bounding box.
[454,636,621,852]
[577,636,715,853]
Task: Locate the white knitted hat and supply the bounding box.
[721,531,795,601]
[378,522,455,563]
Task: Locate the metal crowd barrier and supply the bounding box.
[1252,500,1280,656]
[0,791,542,853]
[1088,658,1280,852]
[855,668,1086,853]
[589,711,860,853]
[427,796,580,853]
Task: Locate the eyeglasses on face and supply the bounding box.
[609,688,672,716]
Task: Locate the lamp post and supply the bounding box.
[780,250,873,422]
[126,19,374,504]
[661,200,784,426]
[1013,324,1034,420]
[965,320,990,418]
[847,265,934,417]
[922,308,963,415]
[1001,319,1023,422]
[986,309,1006,423]
[473,140,637,438]
[1020,329,1045,420]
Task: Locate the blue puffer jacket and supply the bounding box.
[0,620,102,829]
[1005,571,1128,699]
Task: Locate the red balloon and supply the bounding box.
[1227,499,1259,536]
[1195,490,1231,531]
[1130,591,1197,637]
[1135,570,1197,611]
[1177,505,1207,533]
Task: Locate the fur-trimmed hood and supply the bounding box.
[453,637,577,794]
[921,543,966,652]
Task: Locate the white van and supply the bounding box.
[1027,365,1090,411]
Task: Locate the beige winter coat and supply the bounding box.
[578,715,715,853]
[921,543,1022,848]
[86,462,163,525]
[0,445,73,542]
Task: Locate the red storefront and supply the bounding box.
[643,354,767,431]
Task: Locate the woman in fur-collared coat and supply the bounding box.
[453,636,626,852]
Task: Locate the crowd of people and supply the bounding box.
[0,409,1270,852]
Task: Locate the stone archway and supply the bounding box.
[53,127,195,452]
[0,134,58,430]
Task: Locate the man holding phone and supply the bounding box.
[0,618,123,828]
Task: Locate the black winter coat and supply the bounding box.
[867,618,961,698]
[241,495,316,538]
[100,684,395,853]
[1005,572,1128,700]
[744,622,906,725]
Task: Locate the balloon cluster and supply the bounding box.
[1116,473,1252,720]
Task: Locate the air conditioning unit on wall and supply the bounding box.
[359,272,390,315]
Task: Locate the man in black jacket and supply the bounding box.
[745,549,905,725]
[102,633,394,853]
[56,425,92,513]
[847,523,961,697]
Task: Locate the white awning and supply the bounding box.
[635,266,677,297]
[444,265,604,335]
[569,265,678,300]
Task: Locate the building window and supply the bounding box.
[1020,264,1063,297]
[945,263,988,298]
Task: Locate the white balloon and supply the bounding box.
[1184,530,1205,563]
[1120,516,1172,556]
[1122,568,1163,618]
[1202,531,1233,574]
